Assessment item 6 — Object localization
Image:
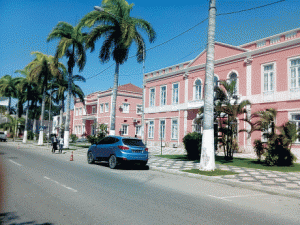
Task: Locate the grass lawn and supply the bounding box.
[182,169,238,176]
[155,155,300,172]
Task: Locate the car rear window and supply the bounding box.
[122,139,145,146]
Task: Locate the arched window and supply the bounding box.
[194,79,202,100]
[214,76,219,87]
[192,118,202,133]
[229,73,238,95]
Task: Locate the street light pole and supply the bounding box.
[199,0,217,171]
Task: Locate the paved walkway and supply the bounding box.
[5,140,300,198]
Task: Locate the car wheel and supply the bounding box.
[108,155,118,169]
[87,152,95,164]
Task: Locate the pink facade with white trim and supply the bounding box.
[143,28,300,153]
[72,83,143,138]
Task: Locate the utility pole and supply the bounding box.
[199,0,217,171]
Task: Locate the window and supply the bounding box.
[160,86,166,106]
[78,126,81,134]
[82,125,85,134]
[159,120,166,139]
[192,119,202,133]
[229,73,238,95]
[100,104,104,113]
[263,64,274,92]
[290,59,300,89]
[135,126,141,136]
[92,106,96,114]
[148,121,154,138]
[79,108,82,115]
[123,103,129,113]
[136,105,142,114]
[194,79,202,100]
[171,119,178,139]
[105,103,109,112]
[291,114,300,142]
[150,88,155,107]
[172,83,179,104]
[75,109,78,116]
[121,125,128,135]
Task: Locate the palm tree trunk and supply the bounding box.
[64,72,72,149]
[38,91,46,145]
[33,119,37,141]
[199,0,216,171]
[58,99,63,137]
[22,101,29,144]
[7,97,11,115]
[109,63,120,135]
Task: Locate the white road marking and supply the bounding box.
[9,159,22,167]
[44,176,78,193]
[208,193,268,201]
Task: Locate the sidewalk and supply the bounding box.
[6,140,300,199]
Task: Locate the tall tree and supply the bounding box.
[200,0,217,171]
[26,52,65,145]
[79,0,156,135]
[0,75,17,114]
[47,22,87,149]
[52,73,86,137]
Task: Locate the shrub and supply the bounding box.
[253,139,265,162]
[70,134,78,143]
[264,135,296,166]
[27,130,34,140]
[87,135,98,145]
[183,132,202,160]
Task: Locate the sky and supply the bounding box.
[1,0,300,109]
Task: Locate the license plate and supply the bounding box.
[132,150,142,153]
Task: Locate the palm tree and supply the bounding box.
[26,51,65,145]
[52,73,86,137]
[15,68,38,143]
[0,75,18,114]
[47,22,87,149]
[79,0,156,135]
[0,114,25,142]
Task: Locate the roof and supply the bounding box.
[117,83,142,94]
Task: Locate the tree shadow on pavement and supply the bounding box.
[95,161,149,171]
[0,212,53,225]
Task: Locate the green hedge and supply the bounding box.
[183,132,202,160]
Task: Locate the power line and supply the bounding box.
[85,0,286,80]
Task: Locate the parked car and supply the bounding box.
[87,136,148,169]
[0,132,7,142]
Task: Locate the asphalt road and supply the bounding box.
[1,143,300,225]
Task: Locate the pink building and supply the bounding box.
[72,83,143,138]
[143,28,300,153]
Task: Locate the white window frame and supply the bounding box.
[148,120,154,139]
[159,119,166,140]
[192,119,202,133]
[121,124,128,135]
[160,85,167,106]
[100,104,104,113]
[172,83,179,104]
[122,103,129,113]
[82,125,85,134]
[193,79,202,100]
[261,62,276,93]
[288,57,300,90]
[149,88,155,107]
[79,108,82,115]
[228,72,238,96]
[92,106,96,114]
[136,105,142,114]
[135,126,141,136]
[105,103,109,112]
[290,112,300,143]
[171,119,178,140]
[75,108,78,116]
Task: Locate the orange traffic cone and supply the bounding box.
[70,151,73,161]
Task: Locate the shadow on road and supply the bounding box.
[0,212,53,225]
[95,161,149,170]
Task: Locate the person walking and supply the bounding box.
[59,136,64,154]
[51,135,58,153]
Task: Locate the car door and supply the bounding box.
[95,137,110,158]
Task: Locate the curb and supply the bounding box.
[150,166,300,199]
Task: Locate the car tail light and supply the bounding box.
[118,145,129,150]
[145,148,148,152]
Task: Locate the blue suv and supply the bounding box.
[87,136,148,169]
